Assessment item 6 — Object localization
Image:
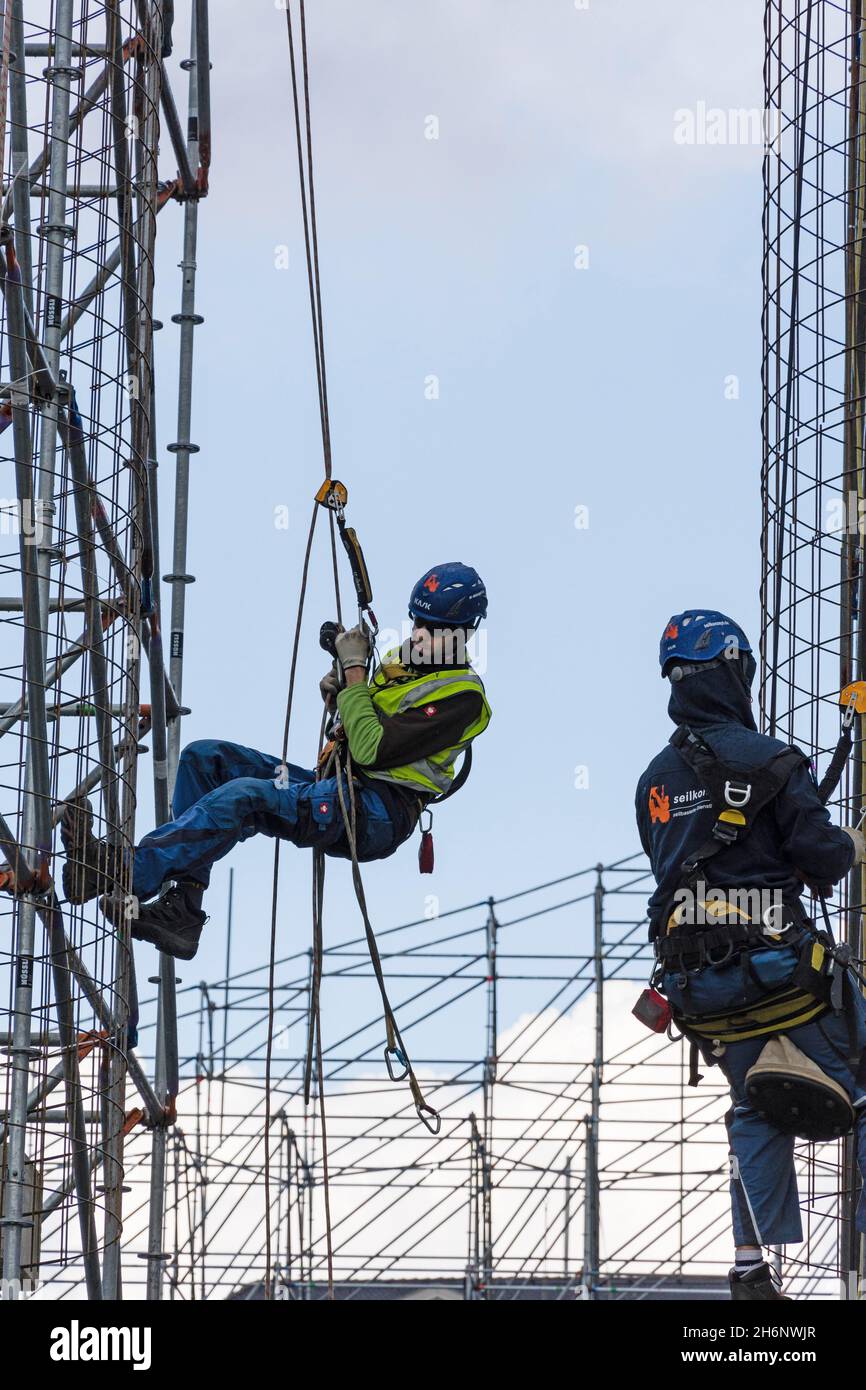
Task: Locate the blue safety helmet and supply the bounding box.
[409,562,488,629]
[659,610,752,679]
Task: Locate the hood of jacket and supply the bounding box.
[666,658,758,732]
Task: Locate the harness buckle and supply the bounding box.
[723,780,751,809]
[711,820,739,845]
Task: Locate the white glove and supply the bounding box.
[319,665,340,707]
[334,621,372,672]
[842,825,866,864]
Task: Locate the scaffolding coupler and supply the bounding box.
[314,479,376,623]
[0,856,51,898]
[122,1107,146,1138]
[75,1029,109,1063]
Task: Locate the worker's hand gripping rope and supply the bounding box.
[334,620,372,672]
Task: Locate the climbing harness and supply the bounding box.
[316,512,489,875]
[661,723,809,929]
[636,685,866,1108]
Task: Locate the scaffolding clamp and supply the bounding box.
[0,855,51,898]
[76,1028,109,1063]
[122,1107,146,1138]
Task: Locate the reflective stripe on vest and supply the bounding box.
[364,654,491,796]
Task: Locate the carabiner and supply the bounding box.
[705,940,734,967]
[384,1044,409,1083]
[416,1102,441,1135]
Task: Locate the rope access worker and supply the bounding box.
[636,610,866,1302]
[60,562,491,962]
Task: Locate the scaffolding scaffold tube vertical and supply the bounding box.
[0,0,209,1301]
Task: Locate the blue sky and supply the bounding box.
[145,0,767,1014]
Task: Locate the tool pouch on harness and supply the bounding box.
[665,938,833,1090]
[790,932,837,1009]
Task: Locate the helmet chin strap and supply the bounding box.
[668,654,754,693]
[667,656,728,682]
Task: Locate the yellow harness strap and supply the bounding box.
[678,986,829,1044]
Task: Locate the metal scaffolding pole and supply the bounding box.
[0,0,209,1302]
[841,0,866,1299]
[146,0,208,1300]
[481,897,497,1294]
[0,0,75,1288]
[582,867,603,1300]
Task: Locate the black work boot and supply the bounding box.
[101,880,207,961]
[60,797,121,903]
[729,1262,791,1301]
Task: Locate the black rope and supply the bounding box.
[265,0,341,1303]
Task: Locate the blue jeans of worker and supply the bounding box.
[132,739,406,902]
[664,947,866,1247]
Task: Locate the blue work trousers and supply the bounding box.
[664,948,866,1246]
[132,739,408,901]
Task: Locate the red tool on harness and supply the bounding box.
[632,987,671,1033]
[418,810,434,874]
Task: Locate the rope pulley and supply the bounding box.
[314,478,376,628]
[841,680,866,727]
[814,680,866,806]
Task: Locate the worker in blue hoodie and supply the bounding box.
[636,610,866,1302]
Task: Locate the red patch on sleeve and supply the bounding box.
[424,704,437,716]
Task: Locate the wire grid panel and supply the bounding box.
[762,0,859,751]
[5,862,792,1298]
[0,1,166,1291]
[762,0,866,1293]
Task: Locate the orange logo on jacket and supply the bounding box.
[649,786,670,824]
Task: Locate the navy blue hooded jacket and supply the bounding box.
[635,660,854,937]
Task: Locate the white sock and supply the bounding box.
[734,1248,763,1276]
